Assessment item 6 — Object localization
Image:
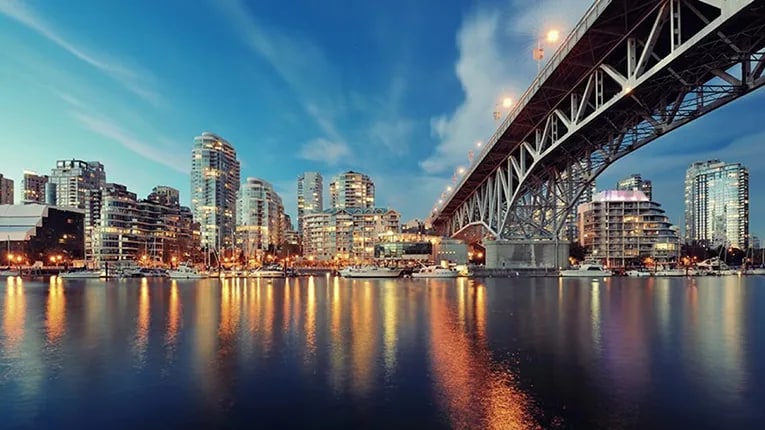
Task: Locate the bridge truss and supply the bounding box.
[434,0,765,241]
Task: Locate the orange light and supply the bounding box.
[546,29,560,43]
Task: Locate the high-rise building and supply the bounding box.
[616,174,653,201]
[302,207,400,261]
[578,190,680,267]
[297,172,323,235]
[0,174,13,205]
[48,160,106,259]
[684,160,749,249]
[329,171,375,209]
[49,160,106,208]
[236,177,285,262]
[22,171,48,204]
[191,132,240,252]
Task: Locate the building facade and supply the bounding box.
[236,178,285,262]
[147,185,180,207]
[92,183,200,263]
[49,159,106,208]
[191,132,240,253]
[329,171,375,210]
[302,207,400,261]
[297,172,323,236]
[616,173,653,201]
[684,160,749,249]
[0,204,85,264]
[578,190,680,268]
[22,171,48,204]
[0,174,13,205]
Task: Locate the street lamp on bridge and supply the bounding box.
[533,29,561,71]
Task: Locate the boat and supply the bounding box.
[696,257,735,275]
[411,265,459,278]
[654,266,687,277]
[748,267,765,275]
[168,263,206,279]
[339,266,403,278]
[250,265,286,278]
[626,269,651,277]
[59,269,103,279]
[0,269,19,277]
[560,263,612,278]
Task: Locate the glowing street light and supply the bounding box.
[533,28,562,71]
[493,97,514,121]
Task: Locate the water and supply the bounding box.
[1,275,764,429]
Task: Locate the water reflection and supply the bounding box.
[134,280,150,367]
[429,280,537,429]
[46,276,66,344]
[3,276,25,354]
[0,276,763,429]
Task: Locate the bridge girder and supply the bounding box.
[436,0,765,240]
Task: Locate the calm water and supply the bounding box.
[1,275,764,429]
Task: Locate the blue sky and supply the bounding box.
[1,0,763,239]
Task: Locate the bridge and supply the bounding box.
[429,0,765,268]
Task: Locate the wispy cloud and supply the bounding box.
[0,0,161,105]
[298,138,351,166]
[421,0,590,174]
[70,110,187,173]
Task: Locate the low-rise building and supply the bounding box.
[0,204,85,265]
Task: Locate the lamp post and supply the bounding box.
[493,97,513,121]
[533,29,561,71]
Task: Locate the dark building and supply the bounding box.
[0,204,85,266]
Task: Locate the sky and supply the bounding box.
[0,0,763,238]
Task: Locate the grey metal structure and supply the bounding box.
[430,0,765,241]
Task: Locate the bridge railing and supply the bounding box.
[437,0,612,219]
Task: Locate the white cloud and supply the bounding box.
[421,0,591,174]
[70,110,187,173]
[298,138,351,166]
[0,0,161,105]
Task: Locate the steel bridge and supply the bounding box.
[430,0,765,243]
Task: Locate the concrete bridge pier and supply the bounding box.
[484,240,569,270]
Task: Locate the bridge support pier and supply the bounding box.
[484,240,569,270]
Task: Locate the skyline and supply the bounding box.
[1,0,764,239]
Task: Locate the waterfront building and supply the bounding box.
[577,190,680,267]
[684,160,749,249]
[374,232,440,261]
[302,207,400,261]
[329,171,375,210]
[191,132,240,253]
[0,204,85,264]
[0,173,13,205]
[48,159,106,260]
[22,171,48,204]
[92,183,200,263]
[49,160,106,208]
[297,172,323,236]
[236,177,285,263]
[616,173,652,201]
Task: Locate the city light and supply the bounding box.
[502,97,513,108]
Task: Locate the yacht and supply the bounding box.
[411,265,459,278]
[747,267,765,275]
[626,268,651,277]
[654,267,688,277]
[59,269,103,279]
[560,263,612,278]
[168,263,206,279]
[250,265,286,278]
[0,269,19,277]
[339,266,403,278]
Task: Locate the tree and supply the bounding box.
[569,241,586,262]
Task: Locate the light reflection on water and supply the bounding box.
[0,276,763,429]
